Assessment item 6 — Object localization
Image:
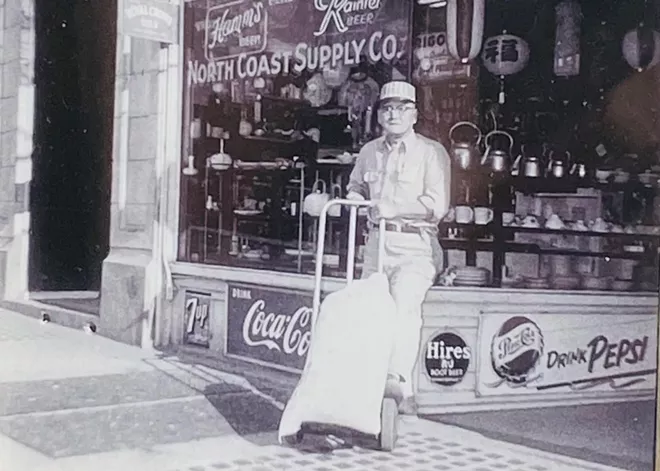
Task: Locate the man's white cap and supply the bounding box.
[379,81,416,103]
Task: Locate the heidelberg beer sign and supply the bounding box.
[225,283,313,372]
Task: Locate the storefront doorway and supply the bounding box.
[29,0,116,293]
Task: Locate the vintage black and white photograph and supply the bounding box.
[0,0,658,470]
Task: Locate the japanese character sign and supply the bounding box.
[481,34,530,76]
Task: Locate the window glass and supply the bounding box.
[178,0,412,276]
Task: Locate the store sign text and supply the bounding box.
[207,2,265,49]
[478,314,657,396]
[493,323,541,369]
[241,298,312,357]
[313,0,381,36]
[189,29,401,85]
[125,4,174,27]
[202,1,268,61]
[122,0,179,44]
[547,334,649,373]
[184,291,211,347]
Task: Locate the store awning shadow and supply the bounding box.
[203,383,283,446]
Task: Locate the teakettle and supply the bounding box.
[449,121,482,170]
[571,162,588,179]
[328,184,342,217]
[512,145,543,177]
[303,179,330,217]
[548,151,570,178]
[481,130,514,173]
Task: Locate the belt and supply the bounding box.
[369,222,423,234]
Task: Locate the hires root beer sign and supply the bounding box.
[225,283,312,371]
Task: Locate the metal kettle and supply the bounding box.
[548,151,570,178]
[570,162,588,179]
[512,145,543,178]
[481,130,514,173]
[449,121,482,171]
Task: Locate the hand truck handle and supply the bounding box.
[312,199,386,325]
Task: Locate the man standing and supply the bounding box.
[346,81,451,414]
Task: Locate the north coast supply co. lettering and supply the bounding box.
[189,31,401,85]
[188,0,401,85]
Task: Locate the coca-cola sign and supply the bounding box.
[225,283,313,371]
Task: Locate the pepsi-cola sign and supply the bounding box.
[490,316,544,385]
[477,313,657,396]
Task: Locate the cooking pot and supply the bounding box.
[303,179,330,217]
[481,130,514,173]
[449,121,482,170]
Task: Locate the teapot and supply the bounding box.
[548,151,570,179]
[328,184,342,217]
[570,162,588,179]
[303,179,330,217]
[481,130,514,173]
[512,145,543,177]
[449,121,482,171]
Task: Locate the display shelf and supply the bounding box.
[240,134,301,144]
[508,176,657,195]
[500,226,660,238]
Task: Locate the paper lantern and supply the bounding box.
[622,27,660,71]
[482,34,530,76]
[446,0,485,63]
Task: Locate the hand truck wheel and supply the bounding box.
[379,397,399,451]
[282,430,304,446]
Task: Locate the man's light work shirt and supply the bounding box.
[347,132,451,231]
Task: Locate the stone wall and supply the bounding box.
[0,0,35,300]
[99,35,160,346]
[99,29,182,347]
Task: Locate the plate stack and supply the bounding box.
[453,267,490,287]
[525,276,550,289]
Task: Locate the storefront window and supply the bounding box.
[178,0,413,276]
[178,0,660,293]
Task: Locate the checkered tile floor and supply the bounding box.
[170,424,616,471]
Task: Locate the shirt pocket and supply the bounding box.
[364,171,383,198]
[395,166,422,199]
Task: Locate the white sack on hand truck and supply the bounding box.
[278,276,397,440]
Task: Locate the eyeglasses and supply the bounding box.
[379,104,416,115]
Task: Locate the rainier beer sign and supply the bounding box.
[225,283,313,371]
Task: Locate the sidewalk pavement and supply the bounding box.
[0,308,630,471]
